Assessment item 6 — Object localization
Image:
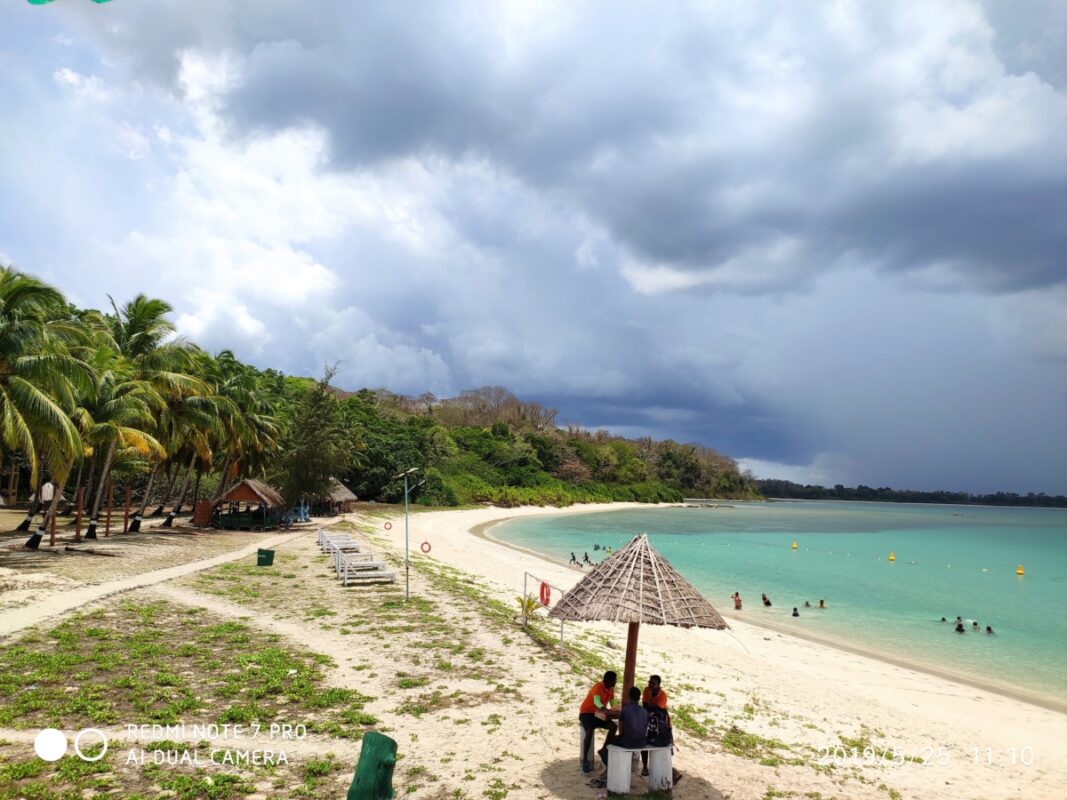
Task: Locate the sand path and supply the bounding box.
[0,530,303,637]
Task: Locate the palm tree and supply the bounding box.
[206,351,279,500]
[105,294,203,533]
[0,267,88,535]
[79,353,165,539]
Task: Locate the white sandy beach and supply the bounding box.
[1,503,1064,800]
[376,502,1067,800]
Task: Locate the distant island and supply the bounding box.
[754,479,1067,508]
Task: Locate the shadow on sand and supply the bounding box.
[539,756,724,799]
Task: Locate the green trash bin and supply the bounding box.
[256,548,275,567]
[348,731,397,800]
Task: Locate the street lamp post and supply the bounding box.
[394,467,419,601]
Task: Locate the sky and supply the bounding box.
[1,0,1065,494]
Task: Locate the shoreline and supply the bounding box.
[470,504,1067,714]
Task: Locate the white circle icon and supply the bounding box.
[74,728,108,762]
[34,728,68,761]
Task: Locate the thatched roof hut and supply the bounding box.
[325,478,357,513]
[550,533,727,699]
[219,479,285,508]
[214,479,285,531]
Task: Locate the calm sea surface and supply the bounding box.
[492,501,1067,706]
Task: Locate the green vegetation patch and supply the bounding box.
[0,600,372,737]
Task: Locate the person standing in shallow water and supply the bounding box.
[732,592,742,610]
[762,593,772,607]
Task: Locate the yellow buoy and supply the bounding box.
[1016,564,1025,576]
[791,540,798,550]
[888,551,896,562]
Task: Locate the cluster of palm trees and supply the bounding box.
[0,266,281,547]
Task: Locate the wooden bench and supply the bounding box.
[606,744,673,793]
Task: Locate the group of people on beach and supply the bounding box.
[732,592,826,617]
[944,615,994,634]
[578,670,682,789]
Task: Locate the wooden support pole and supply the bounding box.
[622,621,640,705]
[75,486,84,540]
[105,481,113,536]
[123,485,131,533]
[49,502,57,547]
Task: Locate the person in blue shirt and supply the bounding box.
[597,687,648,769]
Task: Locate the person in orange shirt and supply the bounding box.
[579,670,617,773]
[641,674,670,778]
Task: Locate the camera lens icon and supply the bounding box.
[34,728,109,762]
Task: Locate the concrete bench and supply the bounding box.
[606,744,673,793]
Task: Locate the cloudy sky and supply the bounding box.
[1,0,1065,494]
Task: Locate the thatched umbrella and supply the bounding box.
[549,533,728,700]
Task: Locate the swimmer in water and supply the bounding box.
[985,625,994,635]
[818,599,826,609]
[762,593,772,607]
[955,621,966,633]
[792,607,799,617]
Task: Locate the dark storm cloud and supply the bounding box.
[71,0,1067,294]
[5,0,1065,493]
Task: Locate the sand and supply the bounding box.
[0,502,1064,800]
[375,503,1067,800]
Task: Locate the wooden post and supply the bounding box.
[622,621,640,705]
[49,504,57,546]
[122,485,130,533]
[75,486,84,540]
[105,481,113,536]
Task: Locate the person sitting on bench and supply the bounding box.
[597,686,647,769]
[579,671,617,773]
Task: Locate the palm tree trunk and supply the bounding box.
[163,456,197,527]
[25,469,68,548]
[211,454,234,502]
[127,463,160,533]
[85,441,116,539]
[15,473,43,532]
[152,462,178,517]
[82,451,97,518]
[44,470,71,547]
[61,460,84,516]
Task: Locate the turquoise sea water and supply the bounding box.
[493,501,1067,706]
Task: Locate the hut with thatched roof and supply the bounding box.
[312,477,357,515]
[214,478,286,530]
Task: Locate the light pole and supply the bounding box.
[394,467,419,601]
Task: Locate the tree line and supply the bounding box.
[1,266,759,540]
[754,480,1067,508]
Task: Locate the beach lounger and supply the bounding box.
[321,535,362,554]
[333,549,375,576]
[336,551,396,585]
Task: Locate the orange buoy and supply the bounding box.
[1016,564,1025,576]
[791,540,798,550]
[539,581,551,606]
[888,551,896,562]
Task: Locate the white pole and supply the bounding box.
[404,474,410,602]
